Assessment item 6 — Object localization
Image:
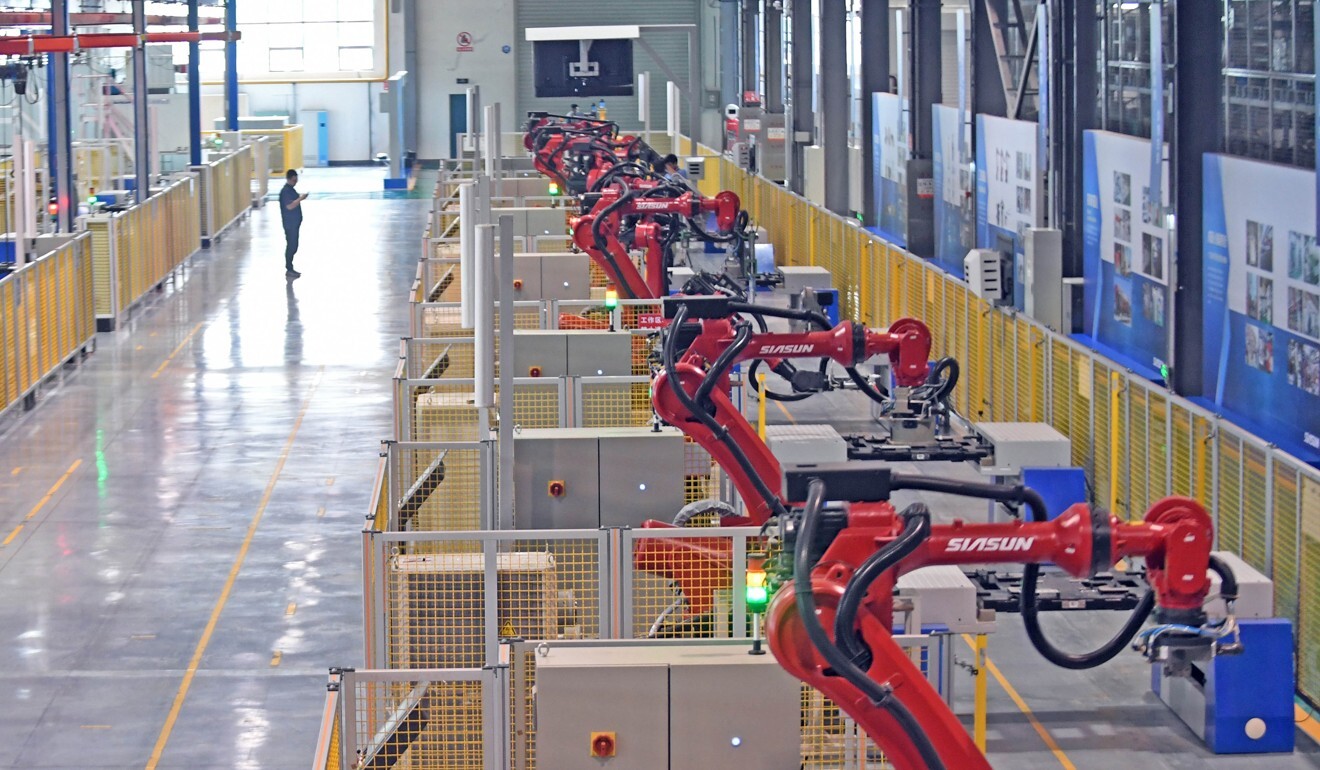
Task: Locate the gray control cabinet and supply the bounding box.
[512,330,568,378]
[513,427,687,529]
[512,430,601,530]
[534,643,801,769]
[538,252,591,300]
[513,330,633,378]
[496,254,543,301]
[496,252,592,301]
[566,330,633,376]
[598,427,688,527]
[491,206,568,239]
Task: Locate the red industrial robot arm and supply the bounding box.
[651,296,933,525]
[571,189,748,299]
[767,465,1235,770]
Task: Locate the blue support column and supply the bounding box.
[189,0,202,166]
[225,0,238,131]
[49,0,74,230]
[132,0,150,203]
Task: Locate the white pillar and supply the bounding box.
[474,223,496,408]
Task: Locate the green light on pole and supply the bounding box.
[746,562,769,614]
[604,286,619,310]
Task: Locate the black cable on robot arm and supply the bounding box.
[1010,481,1156,671]
[592,161,661,193]
[725,300,832,331]
[748,359,834,403]
[845,366,891,405]
[589,181,643,300]
[693,319,753,414]
[834,504,931,665]
[795,481,948,770]
[928,357,960,401]
[663,306,788,521]
[886,474,1049,520]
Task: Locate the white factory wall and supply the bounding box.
[403,0,519,161]
[247,82,388,163]
[191,0,740,163]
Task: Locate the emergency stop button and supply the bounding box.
[589,731,616,758]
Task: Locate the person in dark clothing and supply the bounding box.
[280,169,308,277]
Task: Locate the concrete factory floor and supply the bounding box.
[0,169,427,769]
[0,167,1316,769]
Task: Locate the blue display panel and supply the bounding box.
[870,92,908,247]
[1080,130,1172,376]
[1203,153,1320,456]
[931,104,973,276]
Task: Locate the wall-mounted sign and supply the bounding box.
[457,32,474,52]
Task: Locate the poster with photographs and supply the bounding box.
[1142,284,1166,327]
[1114,243,1132,276]
[1286,340,1320,396]
[871,93,909,246]
[1202,152,1320,454]
[1113,276,1133,325]
[976,114,1042,307]
[1287,287,1320,339]
[1246,273,1274,324]
[1141,233,1165,280]
[1115,209,1132,242]
[1081,131,1171,373]
[1245,324,1275,373]
[932,104,975,274]
[1288,230,1320,285]
[1114,172,1132,206]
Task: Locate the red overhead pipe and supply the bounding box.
[0,30,239,55]
[0,13,227,27]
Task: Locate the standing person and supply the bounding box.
[280,169,308,278]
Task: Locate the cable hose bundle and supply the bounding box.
[795,481,948,770]
[662,304,788,521]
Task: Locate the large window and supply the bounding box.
[1224,0,1316,168]
[199,0,385,82]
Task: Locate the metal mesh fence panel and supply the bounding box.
[343,672,489,770]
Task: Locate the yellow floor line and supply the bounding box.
[269,650,282,667]
[3,460,81,550]
[151,322,205,379]
[144,368,323,770]
[11,466,21,476]
[2,524,22,547]
[285,602,297,617]
[24,459,81,521]
[773,399,797,424]
[962,635,1077,770]
[1296,704,1320,746]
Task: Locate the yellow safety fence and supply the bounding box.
[204,125,304,179]
[694,141,1320,707]
[192,145,254,243]
[0,234,96,415]
[86,175,201,329]
[311,670,343,770]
